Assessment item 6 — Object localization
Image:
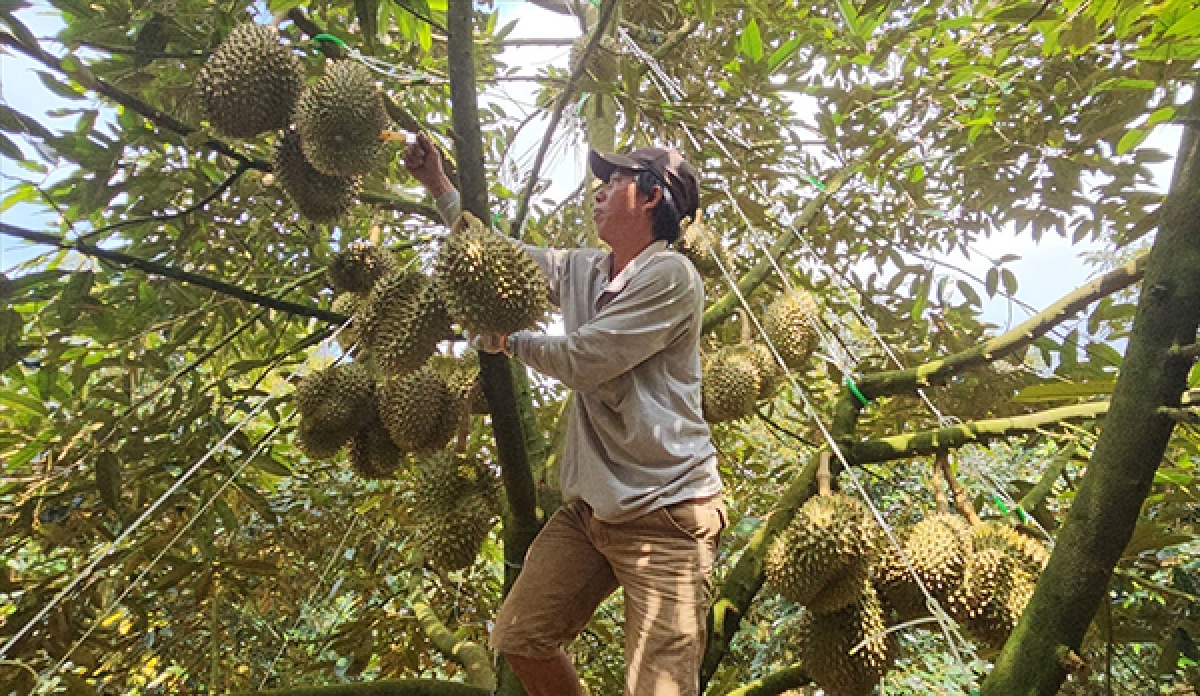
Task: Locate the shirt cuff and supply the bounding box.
[433,189,461,226]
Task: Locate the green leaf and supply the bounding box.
[693,0,714,23]
[1014,379,1117,402]
[1117,128,1149,155]
[1147,106,1176,127]
[1164,6,1200,37]
[767,37,802,73]
[36,71,85,100]
[1,181,36,212]
[739,18,763,62]
[0,131,22,161]
[95,451,121,511]
[956,280,981,307]
[1121,520,1193,558]
[985,267,1000,297]
[1000,268,1018,296]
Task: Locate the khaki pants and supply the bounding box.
[490,497,725,696]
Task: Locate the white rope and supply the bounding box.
[259,511,366,689]
[0,319,353,662]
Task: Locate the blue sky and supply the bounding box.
[0,2,1185,330]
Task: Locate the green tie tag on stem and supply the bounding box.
[313,33,348,49]
[845,377,869,408]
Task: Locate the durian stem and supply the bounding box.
[930,454,950,515]
[1016,444,1075,530]
[816,450,833,496]
[853,255,1147,402]
[982,78,1200,696]
[939,451,981,526]
[0,222,346,324]
[509,0,621,239]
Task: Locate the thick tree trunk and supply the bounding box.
[981,85,1200,695]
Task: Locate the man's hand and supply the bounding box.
[467,331,510,356]
[403,132,453,198]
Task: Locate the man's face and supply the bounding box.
[593,168,654,249]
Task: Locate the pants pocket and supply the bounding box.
[661,499,723,542]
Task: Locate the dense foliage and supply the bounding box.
[1,0,1199,694]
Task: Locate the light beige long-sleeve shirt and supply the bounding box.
[436,192,720,522]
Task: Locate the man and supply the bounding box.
[404,133,724,696]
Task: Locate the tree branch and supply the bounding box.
[856,255,1148,401]
[359,191,442,223]
[701,166,853,333]
[0,222,346,324]
[982,79,1200,696]
[409,578,494,690]
[79,163,250,243]
[845,402,1110,464]
[508,0,620,239]
[0,31,269,171]
[446,0,541,598]
[724,664,811,696]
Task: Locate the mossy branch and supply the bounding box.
[701,166,852,333]
[409,579,495,690]
[982,79,1200,696]
[724,664,811,696]
[855,255,1147,401]
[231,679,489,695]
[359,192,442,224]
[845,402,1110,464]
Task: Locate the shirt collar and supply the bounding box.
[603,240,669,295]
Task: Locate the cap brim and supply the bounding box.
[589,149,645,180]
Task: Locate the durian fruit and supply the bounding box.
[763,289,821,370]
[359,271,452,377]
[701,345,761,423]
[378,366,463,453]
[765,493,881,613]
[429,351,488,415]
[433,212,549,336]
[971,521,1049,577]
[746,342,784,401]
[793,584,898,696]
[409,449,498,572]
[197,23,303,138]
[293,362,376,434]
[676,218,731,278]
[327,241,398,295]
[294,60,388,177]
[900,513,974,600]
[295,420,350,460]
[949,548,1037,651]
[275,129,360,223]
[873,525,929,623]
[331,293,365,352]
[347,418,403,480]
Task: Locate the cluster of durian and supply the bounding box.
[873,515,1048,652]
[765,493,895,695]
[676,217,731,278]
[292,362,405,479]
[433,212,549,336]
[196,23,391,222]
[701,342,781,423]
[409,449,499,572]
[570,34,621,83]
[763,289,821,370]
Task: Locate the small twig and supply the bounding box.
[755,408,818,448]
[939,450,981,525]
[1168,343,1200,362]
[931,453,950,514]
[78,163,249,243]
[71,40,208,59]
[1158,406,1200,424]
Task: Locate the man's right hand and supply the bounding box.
[403,132,453,198]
